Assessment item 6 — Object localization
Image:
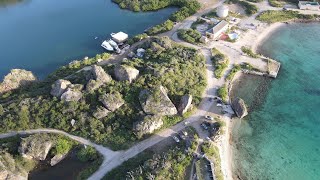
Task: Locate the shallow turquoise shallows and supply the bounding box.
[232,23,320,180]
[0,0,176,78]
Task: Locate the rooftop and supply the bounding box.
[206,20,229,34]
[111,31,128,42]
[299,1,320,5]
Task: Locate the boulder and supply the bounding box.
[231,97,248,119]
[114,65,139,83]
[133,115,163,138]
[0,69,37,94]
[18,134,53,161]
[0,152,28,180]
[93,106,111,119]
[60,85,83,102]
[178,95,193,115]
[90,65,112,84]
[139,85,177,116]
[99,92,125,112]
[50,154,67,166]
[50,79,71,97]
[86,65,112,92]
[155,37,172,49]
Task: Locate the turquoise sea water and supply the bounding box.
[231,23,320,179]
[0,0,176,78]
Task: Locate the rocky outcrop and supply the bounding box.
[231,97,248,119]
[93,106,111,119]
[60,84,83,102]
[0,69,37,94]
[0,152,28,180]
[99,92,125,112]
[50,154,67,166]
[18,134,53,161]
[86,65,112,92]
[139,86,177,116]
[178,95,192,115]
[114,65,139,83]
[50,79,71,97]
[133,115,163,138]
[155,36,172,49]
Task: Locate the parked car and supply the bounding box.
[172,136,180,143]
[201,123,208,130]
[205,115,213,121]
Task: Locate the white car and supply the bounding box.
[205,115,213,121]
[172,136,180,143]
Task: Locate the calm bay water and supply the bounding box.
[231,23,320,179]
[0,0,176,79]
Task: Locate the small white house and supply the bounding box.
[298,1,320,10]
[206,20,229,39]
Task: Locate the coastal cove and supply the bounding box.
[0,0,177,78]
[231,22,320,179]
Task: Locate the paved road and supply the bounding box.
[0,129,119,165]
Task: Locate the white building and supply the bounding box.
[217,5,229,18]
[206,20,229,39]
[298,1,320,11]
[111,31,128,43]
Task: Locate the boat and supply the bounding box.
[108,39,118,47]
[101,40,114,51]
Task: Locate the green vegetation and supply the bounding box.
[228,0,258,15]
[257,10,319,23]
[217,85,228,103]
[146,20,174,35]
[177,28,202,44]
[103,143,192,179]
[76,146,103,180]
[268,0,283,7]
[0,37,206,150]
[127,33,149,45]
[191,18,206,29]
[241,62,261,72]
[226,64,241,80]
[239,1,258,15]
[76,146,99,162]
[241,46,259,58]
[211,48,229,79]
[246,0,263,2]
[112,0,201,22]
[201,142,223,180]
[51,136,76,155]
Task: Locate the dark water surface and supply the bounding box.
[0,0,176,79]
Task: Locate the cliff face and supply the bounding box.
[0,69,37,94]
[0,152,28,180]
[18,134,53,161]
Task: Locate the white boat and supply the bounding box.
[108,39,118,47]
[101,40,114,51]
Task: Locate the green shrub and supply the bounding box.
[239,1,258,15]
[191,18,206,29]
[177,29,202,44]
[268,0,283,7]
[217,85,228,103]
[77,146,99,162]
[52,137,74,155]
[241,46,259,58]
[226,64,241,80]
[256,10,318,23]
[127,33,149,45]
[146,20,174,35]
[211,48,229,79]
